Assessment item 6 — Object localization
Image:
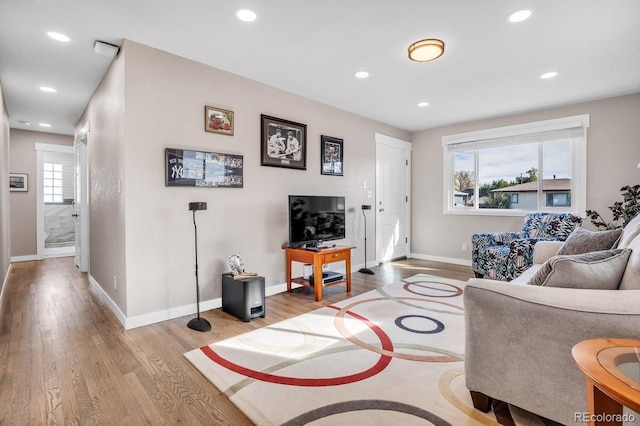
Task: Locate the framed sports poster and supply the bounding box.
[165,148,243,188]
[260,114,307,170]
[320,135,343,176]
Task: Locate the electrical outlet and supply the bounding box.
[462,243,468,251]
[113,275,117,289]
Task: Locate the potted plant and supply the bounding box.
[586,184,640,229]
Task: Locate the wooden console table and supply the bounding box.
[284,246,354,302]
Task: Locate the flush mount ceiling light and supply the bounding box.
[236,9,257,22]
[354,71,370,79]
[417,102,430,107]
[46,31,70,42]
[18,120,31,126]
[408,39,445,62]
[39,86,57,93]
[507,9,533,23]
[39,123,52,128]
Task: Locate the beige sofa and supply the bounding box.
[464,214,640,425]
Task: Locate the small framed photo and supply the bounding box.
[261,114,307,170]
[321,135,343,176]
[9,173,28,192]
[204,105,234,135]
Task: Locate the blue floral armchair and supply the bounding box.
[471,212,582,281]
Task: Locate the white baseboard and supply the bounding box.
[95,260,419,330]
[88,274,128,327]
[10,254,39,262]
[409,253,472,267]
[0,264,11,307]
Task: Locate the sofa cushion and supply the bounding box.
[619,234,640,290]
[617,213,640,249]
[557,227,622,255]
[527,249,631,289]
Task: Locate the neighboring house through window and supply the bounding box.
[442,114,589,216]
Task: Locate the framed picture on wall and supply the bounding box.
[320,135,343,176]
[260,114,307,170]
[204,105,234,135]
[9,173,28,192]
[165,148,243,188]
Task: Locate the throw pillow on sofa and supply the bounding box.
[556,227,623,255]
[527,249,631,289]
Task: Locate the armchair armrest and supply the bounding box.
[464,279,640,424]
[472,231,523,249]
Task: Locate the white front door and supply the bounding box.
[375,134,411,263]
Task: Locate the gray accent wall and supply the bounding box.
[76,39,409,323]
[410,92,640,262]
[8,130,73,257]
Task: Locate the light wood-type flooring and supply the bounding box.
[0,256,473,425]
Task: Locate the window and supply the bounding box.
[442,114,589,216]
[547,193,571,207]
[43,162,63,203]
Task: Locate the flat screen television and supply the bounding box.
[289,195,346,248]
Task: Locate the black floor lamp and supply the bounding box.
[188,202,211,332]
[359,204,374,275]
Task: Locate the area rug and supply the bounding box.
[185,274,547,425]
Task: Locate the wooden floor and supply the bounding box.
[0,257,473,425]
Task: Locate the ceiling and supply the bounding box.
[1,0,639,136]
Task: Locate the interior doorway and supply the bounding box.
[375,133,412,263]
[74,124,90,272]
[36,143,76,259]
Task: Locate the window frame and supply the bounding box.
[442,114,589,216]
[43,162,64,203]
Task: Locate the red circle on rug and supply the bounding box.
[200,309,393,386]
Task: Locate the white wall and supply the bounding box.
[411,92,640,263]
[79,40,409,324]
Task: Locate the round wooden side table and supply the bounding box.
[572,338,640,426]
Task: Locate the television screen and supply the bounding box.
[289,195,346,247]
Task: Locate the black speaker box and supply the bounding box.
[222,273,266,322]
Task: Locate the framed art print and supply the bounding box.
[9,173,28,192]
[166,148,243,188]
[260,114,307,170]
[321,135,343,176]
[204,106,234,135]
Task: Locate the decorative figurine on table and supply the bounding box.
[227,253,260,280]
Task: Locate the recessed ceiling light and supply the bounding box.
[540,71,558,79]
[39,86,57,93]
[236,9,257,22]
[46,31,70,42]
[507,9,533,23]
[354,71,369,79]
[39,123,52,128]
[417,102,430,107]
